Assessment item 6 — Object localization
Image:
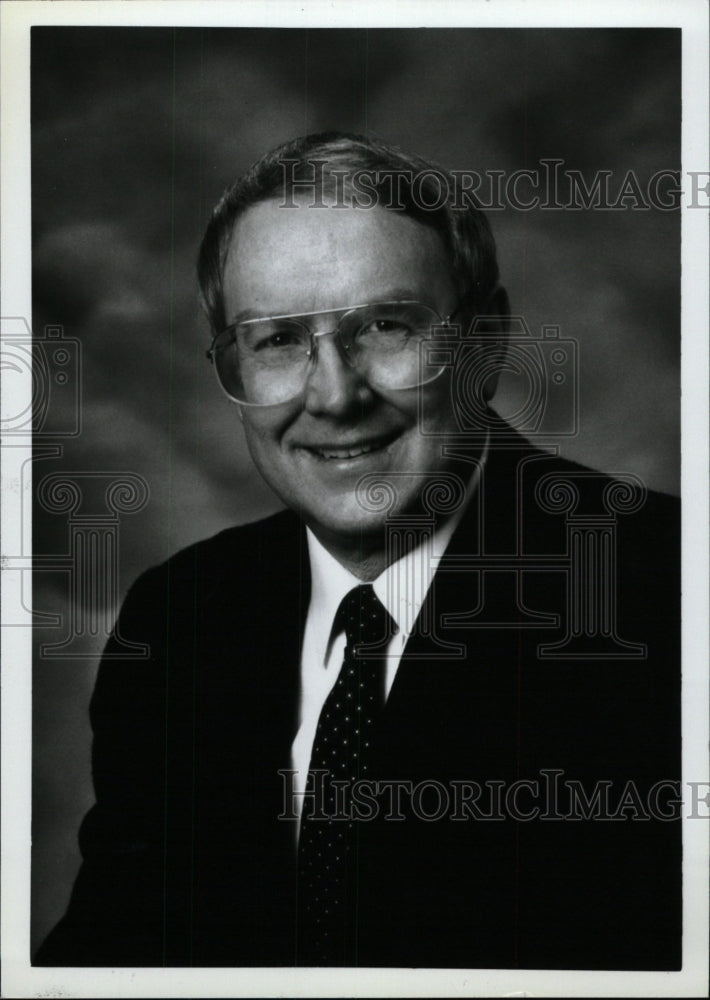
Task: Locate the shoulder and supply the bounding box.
[128,507,304,596]
[104,508,306,657]
[485,419,678,518]
[167,506,302,572]
[479,421,679,568]
[94,507,306,704]
[518,446,679,539]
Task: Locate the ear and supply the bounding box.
[480,284,510,402]
[487,283,510,327]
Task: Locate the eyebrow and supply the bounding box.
[226,289,431,327]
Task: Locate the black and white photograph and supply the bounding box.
[1,1,708,997]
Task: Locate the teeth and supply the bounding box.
[316,441,379,459]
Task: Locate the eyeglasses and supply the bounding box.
[205,299,461,407]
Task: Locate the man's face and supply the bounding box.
[222,198,465,554]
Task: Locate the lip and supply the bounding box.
[298,430,401,462]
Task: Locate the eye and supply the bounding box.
[254,330,301,351]
[246,322,308,354]
[360,318,411,337]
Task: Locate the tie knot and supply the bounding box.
[335,584,397,655]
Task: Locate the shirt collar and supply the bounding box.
[305,530,362,666]
[306,434,489,665]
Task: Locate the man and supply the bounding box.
[35,132,681,969]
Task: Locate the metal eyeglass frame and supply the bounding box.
[205,297,468,407]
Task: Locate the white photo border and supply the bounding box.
[2,1,708,997]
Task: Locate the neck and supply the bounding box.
[303,447,487,581]
[306,525,392,581]
[307,505,463,583]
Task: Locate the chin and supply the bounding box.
[305,504,389,541]
[304,483,427,543]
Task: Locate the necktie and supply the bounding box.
[297,584,396,966]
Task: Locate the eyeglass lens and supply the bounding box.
[213,302,447,405]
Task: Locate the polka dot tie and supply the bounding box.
[297,584,397,966]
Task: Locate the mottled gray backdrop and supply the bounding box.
[31,27,680,954]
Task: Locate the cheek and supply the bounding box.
[240,416,283,476]
[417,375,457,434]
[241,406,293,452]
[241,413,313,504]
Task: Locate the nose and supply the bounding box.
[302,331,372,417]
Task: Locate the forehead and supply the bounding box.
[222,198,456,320]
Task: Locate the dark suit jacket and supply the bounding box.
[35,426,681,969]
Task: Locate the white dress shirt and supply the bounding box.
[290,444,488,830]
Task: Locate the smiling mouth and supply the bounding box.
[304,432,399,461]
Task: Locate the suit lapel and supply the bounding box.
[217,511,310,758]
[380,429,549,774]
